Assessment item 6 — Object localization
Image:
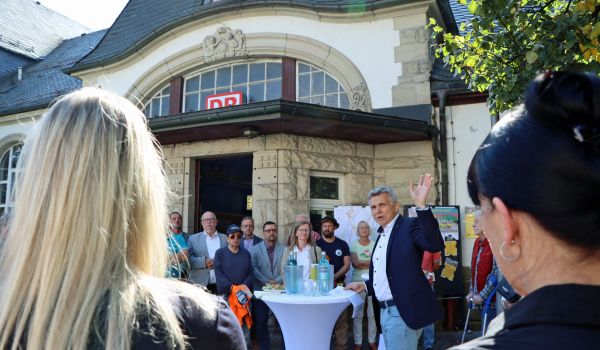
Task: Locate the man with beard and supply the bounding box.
[317,216,351,350]
[251,221,284,350]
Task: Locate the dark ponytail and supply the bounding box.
[468,71,600,249]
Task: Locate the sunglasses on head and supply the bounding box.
[228,233,242,239]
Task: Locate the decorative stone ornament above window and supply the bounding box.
[348,82,371,112]
[202,26,248,63]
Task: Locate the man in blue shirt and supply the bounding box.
[317,216,351,350]
[167,211,189,279]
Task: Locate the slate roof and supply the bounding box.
[0,30,107,116]
[0,0,90,59]
[72,0,457,72]
[430,0,473,91]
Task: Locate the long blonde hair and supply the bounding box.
[0,88,214,349]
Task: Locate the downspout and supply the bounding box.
[436,90,449,205]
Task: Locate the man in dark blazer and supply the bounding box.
[347,174,444,350]
[250,221,284,350]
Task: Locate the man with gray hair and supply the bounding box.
[346,174,444,350]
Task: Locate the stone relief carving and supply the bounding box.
[348,82,371,112]
[201,26,248,62]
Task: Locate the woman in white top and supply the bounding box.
[350,221,377,350]
[281,221,322,281]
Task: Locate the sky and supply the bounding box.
[39,0,129,31]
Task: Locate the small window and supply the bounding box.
[143,85,171,118]
[297,63,349,109]
[0,143,22,217]
[309,172,344,227]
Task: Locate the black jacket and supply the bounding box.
[452,284,600,349]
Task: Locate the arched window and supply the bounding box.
[0,143,22,216]
[143,85,171,118]
[183,60,282,112]
[297,63,349,109]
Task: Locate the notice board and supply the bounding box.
[405,205,463,298]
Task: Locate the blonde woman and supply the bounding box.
[350,221,377,350]
[0,88,244,350]
[281,221,322,281]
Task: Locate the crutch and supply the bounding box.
[461,298,473,344]
[481,275,498,336]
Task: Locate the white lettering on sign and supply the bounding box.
[205,91,243,110]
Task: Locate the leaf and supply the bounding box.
[525,50,538,64]
[468,1,479,15]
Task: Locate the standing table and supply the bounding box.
[255,290,361,350]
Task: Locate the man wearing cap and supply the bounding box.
[317,216,351,350]
[346,175,444,350]
[187,211,227,293]
[214,224,254,348]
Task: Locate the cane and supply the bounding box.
[461,298,473,344]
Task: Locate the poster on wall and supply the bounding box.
[464,206,478,239]
[333,206,378,284]
[406,205,463,298]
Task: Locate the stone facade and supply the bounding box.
[392,11,432,107]
[374,141,437,205]
[163,134,433,240]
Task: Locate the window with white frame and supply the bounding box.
[297,62,350,109]
[183,60,282,112]
[143,85,170,118]
[309,171,344,222]
[0,143,22,217]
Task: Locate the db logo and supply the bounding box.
[206,91,243,110]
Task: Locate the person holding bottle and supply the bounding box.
[281,221,322,282]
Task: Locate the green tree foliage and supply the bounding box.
[430,0,600,113]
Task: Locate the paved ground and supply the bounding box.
[254,312,485,350]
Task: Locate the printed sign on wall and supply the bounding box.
[206,91,243,110]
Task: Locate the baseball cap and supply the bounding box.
[227,224,242,235]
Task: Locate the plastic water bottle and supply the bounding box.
[288,251,297,266]
[318,252,330,295]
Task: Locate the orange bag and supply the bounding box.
[227,284,253,329]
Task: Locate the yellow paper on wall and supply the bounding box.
[441,257,458,282]
[465,212,476,239]
[445,240,458,256]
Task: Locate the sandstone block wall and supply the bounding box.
[162,134,434,240]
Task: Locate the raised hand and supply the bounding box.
[409,173,433,208]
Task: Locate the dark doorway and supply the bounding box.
[194,155,253,233]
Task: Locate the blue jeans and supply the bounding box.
[380,305,422,350]
[254,299,271,350]
[422,322,435,348]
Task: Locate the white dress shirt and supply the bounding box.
[294,244,313,281]
[371,212,400,302]
[206,232,221,283]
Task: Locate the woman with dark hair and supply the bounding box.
[453,71,600,349]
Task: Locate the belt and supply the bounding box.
[380,299,395,309]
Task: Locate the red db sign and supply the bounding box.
[206,91,243,110]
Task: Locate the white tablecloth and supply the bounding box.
[255,289,363,350]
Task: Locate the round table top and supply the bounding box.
[255,289,357,305]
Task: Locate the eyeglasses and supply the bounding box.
[228,233,242,239]
[264,229,277,233]
[202,218,216,222]
[297,229,311,233]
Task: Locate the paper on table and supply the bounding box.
[329,287,364,317]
